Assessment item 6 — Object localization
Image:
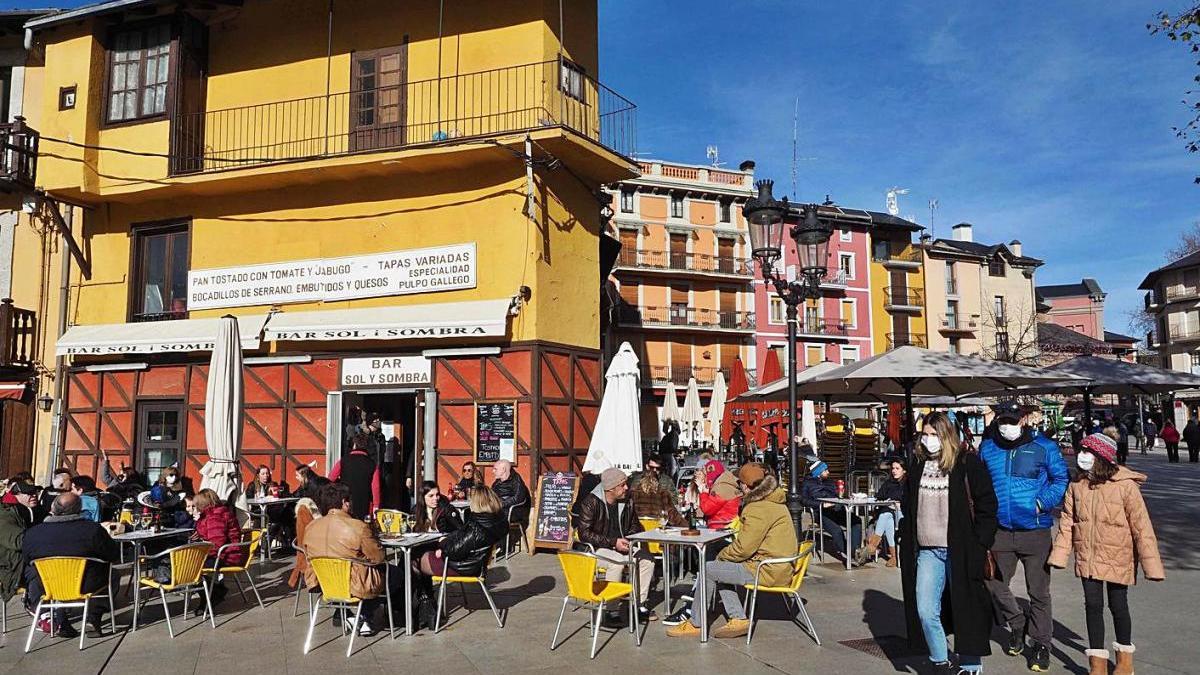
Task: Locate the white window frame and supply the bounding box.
[804,342,824,367]
[840,345,859,365]
[619,188,635,214]
[840,298,857,329]
[839,227,852,242]
[670,193,685,219]
[768,297,786,325]
[767,341,788,371]
[838,252,855,280]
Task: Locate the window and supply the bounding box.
[1191,353,1200,375]
[805,344,823,366]
[769,297,786,325]
[840,299,856,329]
[620,189,634,213]
[719,199,731,223]
[988,256,1006,277]
[841,346,859,365]
[873,239,891,261]
[839,227,852,242]
[993,295,1007,325]
[946,300,959,329]
[559,57,586,102]
[769,344,787,370]
[945,261,957,295]
[670,193,684,218]
[839,253,854,280]
[132,222,190,321]
[995,332,1010,360]
[107,22,171,123]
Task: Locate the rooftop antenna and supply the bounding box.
[706,145,723,168]
[885,187,909,216]
[790,98,818,198]
[928,198,939,237]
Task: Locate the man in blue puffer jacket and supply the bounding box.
[980,401,1069,672]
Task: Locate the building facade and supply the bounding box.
[1140,251,1200,377]
[1037,278,1106,341]
[920,223,1042,362]
[606,159,756,438]
[16,0,636,491]
[869,213,927,355]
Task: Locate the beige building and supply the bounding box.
[1140,251,1200,376]
[921,223,1043,362]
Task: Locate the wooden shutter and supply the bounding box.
[169,16,208,175]
[671,341,692,383]
[840,300,854,325]
[351,42,409,151]
[669,233,688,269]
[618,280,638,305]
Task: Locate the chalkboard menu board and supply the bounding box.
[532,472,579,550]
[475,400,517,465]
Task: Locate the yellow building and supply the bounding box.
[605,159,757,442]
[869,217,928,354]
[920,223,1043,362]
[14,0,636,492]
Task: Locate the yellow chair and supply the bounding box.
[637,518,664,555]
[432,544,503,633]
[138,542,215,638]
[550,550,638,659]
[202,530,264,609]
[742,541,820,645]
[374,509,410,535]
[25,557,115,652]
[2,586,26,634]
[304,556,371,657]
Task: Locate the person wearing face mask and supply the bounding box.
[1048,433,1163,675]
[979,401,1069,672]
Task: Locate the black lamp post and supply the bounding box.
[744,179,834,534]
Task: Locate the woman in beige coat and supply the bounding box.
[1049,433,1164,675]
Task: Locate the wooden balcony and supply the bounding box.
[0,118,38,195]
[0,299,36,369]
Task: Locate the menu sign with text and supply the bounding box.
[474,401,516,465]
[188,242,476,310]
[533,472,579,549]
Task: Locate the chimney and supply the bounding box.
[1009,240,1022,257]
[738,160,756,174]
[951,222,973,242]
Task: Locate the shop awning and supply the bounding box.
[261,298,512,343]
[0,383,27,401]
[55,315,269,356]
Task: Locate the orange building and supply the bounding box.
[605,159,756,444]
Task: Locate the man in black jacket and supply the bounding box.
[22,493,120,637]
[575,467,655,622]
[490,460,530,524]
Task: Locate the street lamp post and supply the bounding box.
[744,179,834,535]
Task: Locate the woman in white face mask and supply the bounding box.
[899,411,998,674]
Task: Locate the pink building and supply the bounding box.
[1037,278,1106,341]
[754,204,878,376]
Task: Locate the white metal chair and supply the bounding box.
[24,557,115,651]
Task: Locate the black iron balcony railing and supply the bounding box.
[131,311,188,323]
[796,317,850,337]
[886,332,927,349]
[616,249,753,277]
[0,299,36,369]
[645,365,720,387]
[617,305,756,331]
[941,313,979,331]
[874,247,922,264]
[884,287,925,308]
[170,60,636,175]
[0,118,38,191]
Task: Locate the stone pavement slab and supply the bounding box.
[1,451,1196,674]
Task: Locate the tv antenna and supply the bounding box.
[706,145,724,168]
[928,198,939,237]
[791,98,818,198]
[885,187,909,216]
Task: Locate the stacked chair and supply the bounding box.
[848,418,883,494]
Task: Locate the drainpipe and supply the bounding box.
[46,203,72,478]
[524,135,536,221]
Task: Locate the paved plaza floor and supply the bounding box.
[2,451,1197,674]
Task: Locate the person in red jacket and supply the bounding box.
[663,460,741,627]
[191,488,246,606]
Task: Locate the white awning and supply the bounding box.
[261,298,512,343]
[56,315,268,356]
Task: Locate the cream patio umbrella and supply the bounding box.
[680,376,705,448]
[584,342,643,474]
[662,381,681,423]
[199,316,245,506]
[705,370,728,448]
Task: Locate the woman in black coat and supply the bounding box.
[899,412,998,674]
[418,485,507,578]
[412,481,463,534]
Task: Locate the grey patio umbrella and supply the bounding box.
[976,355,1200,425]
[786,346,1073,449]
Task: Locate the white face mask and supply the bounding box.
[998,424,1023,441]
[922,434,942,456]
[1076,451,1095,472]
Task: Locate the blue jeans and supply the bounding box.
[874,511,901,548]
[916,547,982,672]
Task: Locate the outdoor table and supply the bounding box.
[380,532,446,638]
[817,497,899,570]
[627,528,733,643]
[245,496,300,562]
[111,527,194,630]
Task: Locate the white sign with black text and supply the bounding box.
[341,356,432,388]
[188,243,477,310]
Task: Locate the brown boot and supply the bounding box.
[854,534,882,566]
[885,546,898,567]
[1113,643,1135,675]
[1085,648,1110,675]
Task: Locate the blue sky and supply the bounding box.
[598,0,1198,334]
[9,1,1197,332]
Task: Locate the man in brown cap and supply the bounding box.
[575,467,656,623]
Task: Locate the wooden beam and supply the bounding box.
[45,199,91,280]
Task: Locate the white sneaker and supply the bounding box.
[357,619,375,636]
